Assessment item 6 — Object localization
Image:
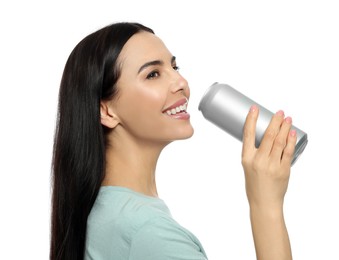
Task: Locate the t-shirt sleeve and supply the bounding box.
[129,217,208,260]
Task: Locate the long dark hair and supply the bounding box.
[51,22,154,260]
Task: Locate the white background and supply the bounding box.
[1,0,338,259]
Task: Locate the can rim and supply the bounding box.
[198,82,219,112]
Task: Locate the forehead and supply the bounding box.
[118,32,172,67]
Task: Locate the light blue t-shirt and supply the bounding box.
[85,186,207,260]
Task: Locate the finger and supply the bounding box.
[281,129,297,167]
[270,116,292,162]
[242,105,259,160]
[258,110,285,156]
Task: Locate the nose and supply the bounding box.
[170,73,190,96]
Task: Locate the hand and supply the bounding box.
[241,106,297,210]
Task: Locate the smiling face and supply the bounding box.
[104,31,194,145]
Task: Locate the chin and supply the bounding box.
[156,123,194,143]
[174,125,194,140]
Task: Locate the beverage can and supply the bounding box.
[198,82,308,165]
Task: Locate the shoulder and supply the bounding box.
[86,186,207,259]
[86,187,173,257]
[87,186,170,233]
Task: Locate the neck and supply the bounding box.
[102,131,168,197]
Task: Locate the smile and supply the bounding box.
[162,98,188,116]
[164,103,187,115]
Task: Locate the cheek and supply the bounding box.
[136,88,165,112]
[117,87,166,130]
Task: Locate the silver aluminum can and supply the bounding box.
[198,82,308,165]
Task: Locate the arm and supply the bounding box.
[242,106,297,260]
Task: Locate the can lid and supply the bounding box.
[198,82,219,112]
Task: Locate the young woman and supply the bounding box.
[51,22,297,260]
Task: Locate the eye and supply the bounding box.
[173,65,180,71]
[146,70,160,80]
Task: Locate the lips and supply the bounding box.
[162,97,190,120]
[162,97,188,115]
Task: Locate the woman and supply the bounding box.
[51,22,297,260]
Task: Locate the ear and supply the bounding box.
[100,101,120,129]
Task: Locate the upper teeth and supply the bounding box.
[165,103,187,115]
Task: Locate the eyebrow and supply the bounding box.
[138,56,176,74]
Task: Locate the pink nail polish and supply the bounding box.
[276,110,284,116]
[250,105,257,112]
[285,116,292,124]
[290,130,297,137]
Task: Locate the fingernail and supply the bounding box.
[250,105,257,112]
[276,110,284,116]
[290,130,297,137]
[285,116,292,124]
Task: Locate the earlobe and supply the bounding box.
[100,102,120,129]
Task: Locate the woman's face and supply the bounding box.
[110,31,194,144]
